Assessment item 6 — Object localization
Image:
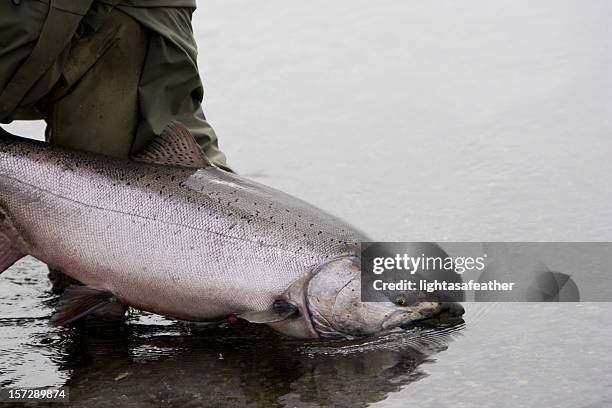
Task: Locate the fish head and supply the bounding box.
[304,256,464,338]
[241,256,464,339]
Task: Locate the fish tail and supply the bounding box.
[0,208,27,274]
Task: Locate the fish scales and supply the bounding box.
[0,136,361,320]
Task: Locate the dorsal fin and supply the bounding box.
[132,121,213,169]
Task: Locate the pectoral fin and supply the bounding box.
[238,300,299,324]
[50,285,119,326]
[0,209,27,274]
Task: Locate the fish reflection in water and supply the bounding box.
[38,317,463,408]
[0,260,464,407]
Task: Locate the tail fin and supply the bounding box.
[0,209,27,274]
[0,127,29,273]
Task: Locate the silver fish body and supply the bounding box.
[0,135,363,322]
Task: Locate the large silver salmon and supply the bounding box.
[0,123,461,338]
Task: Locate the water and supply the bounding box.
[2,0,612,407]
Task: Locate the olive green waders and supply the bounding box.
[40,8,145,158]
[0,0,230,296]
[1,0,228,166]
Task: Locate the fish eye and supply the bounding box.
[393,296,408,306]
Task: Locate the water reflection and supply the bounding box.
[46,318,463,407]
[1,260,464,407]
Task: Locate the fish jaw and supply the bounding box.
[381,302,442,331]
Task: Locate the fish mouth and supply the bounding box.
[400,302,465,329]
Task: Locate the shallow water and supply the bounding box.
[2,0,612,407]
